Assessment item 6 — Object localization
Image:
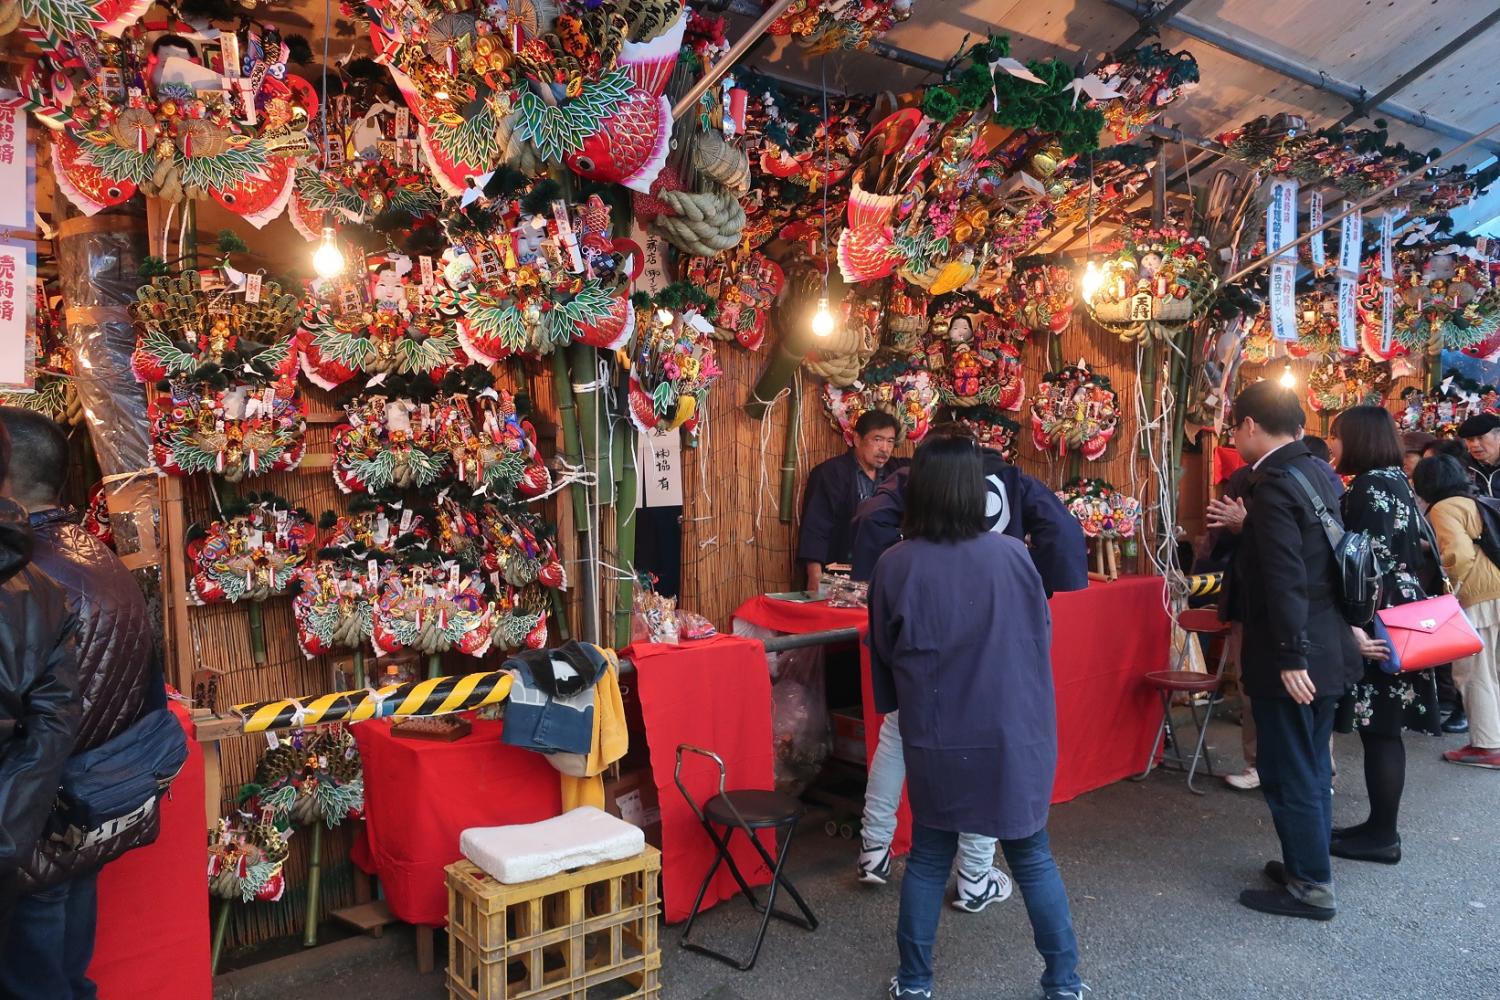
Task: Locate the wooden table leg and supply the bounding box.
[416,925,434,974]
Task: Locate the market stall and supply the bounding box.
[0,0,1496,981]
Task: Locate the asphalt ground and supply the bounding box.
[219,716,1500,1000]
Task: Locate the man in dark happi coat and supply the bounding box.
[798,410,903,592]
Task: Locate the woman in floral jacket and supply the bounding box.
[1329,406,1442,865]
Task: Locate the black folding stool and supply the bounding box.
[674,744,818,971]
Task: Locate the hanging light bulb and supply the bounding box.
[1279,362,1296,388]
[811,295,835,337]
[655,308,674,327]
[1080,259,1104,304]
[313,227,344,279]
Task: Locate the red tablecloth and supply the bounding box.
[734,576,1169,852]
[626,635,777,924]
[351,717,562,926]
[92,702,212,1000]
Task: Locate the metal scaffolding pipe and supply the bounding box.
[1112,0,1199,57]
[1105,0,1500,155]
[675,0,800,120]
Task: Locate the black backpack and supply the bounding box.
[1285,465,1383,625]
[1472,495,1500,570]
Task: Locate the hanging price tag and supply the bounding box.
[419,255,434,291]
[635,426,683,508]
[244,272,262,303]
[395,107,410,139]
[1308,191,1325,268]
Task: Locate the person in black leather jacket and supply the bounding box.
[0,408,159,999]
[0,421,80,944]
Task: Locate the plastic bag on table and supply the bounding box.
[733,620,830,795]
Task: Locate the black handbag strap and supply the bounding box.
[1284,465,1345,551]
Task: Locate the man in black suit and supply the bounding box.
[1221,381,1376,921]
[797,410,902,592]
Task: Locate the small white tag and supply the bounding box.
[399,509,414,533]
[244,273,262,303]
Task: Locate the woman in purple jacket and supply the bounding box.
[869,435,1085,1000]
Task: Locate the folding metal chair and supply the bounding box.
[1134,607,1233,794]
[674,744,818,971]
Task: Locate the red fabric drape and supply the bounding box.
[92,702,211,1000]
[626,635,777,924]
[351,717,562,926]
[734,577,1169,852]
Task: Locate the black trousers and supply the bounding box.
[1252,695,1338,901]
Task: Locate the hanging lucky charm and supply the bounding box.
[1030,363,1119,459]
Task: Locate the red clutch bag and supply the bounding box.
[1372,594,1484,674]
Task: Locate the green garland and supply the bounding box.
[631,281,719,321]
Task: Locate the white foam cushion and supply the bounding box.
[460,807,645,885]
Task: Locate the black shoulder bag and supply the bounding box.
[1284,465,1382,625]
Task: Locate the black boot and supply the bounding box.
[1442,708,1469,734]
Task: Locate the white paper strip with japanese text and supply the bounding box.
[1266,178,1299,341]
[0,105,29,231]
[0,242,32,388]
[1337,211,1363,351]
[1381,283,1394,353]
[636,426,683,508]
[628,220,669,298]
[1308,191,1325,269]
[1380,212,1394,279]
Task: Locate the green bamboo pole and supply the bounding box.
[302,822,323,947]
[247,603,267,665]
[614,419,638,648]
[570,343,614,506]
[745,341,806,420]
[352,647,365,689]
[549,587,572,642]
[210,897,233,974]
[427,653,442,680]
[779,375,802,523]
[552,350,598,644]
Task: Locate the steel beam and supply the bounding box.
[675,0,800,121]
[1112,0,1199,58]
[1104,0,1500,154]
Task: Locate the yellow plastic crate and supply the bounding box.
[445,847,662,1000]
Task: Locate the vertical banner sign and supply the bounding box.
[1308,191,1325,269]
[1267,178,1300,341]
[0,242,33,389]
[1381,283,1395,353]
[1380,212,1395,351]
[636,426,683,509]
[1337,211,1363,351]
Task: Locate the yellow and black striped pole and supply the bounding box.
[236,670,515,734]
[1182,572,1223,599]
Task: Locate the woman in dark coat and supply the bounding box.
[869,435,1084,1000]
[1329,405,1442,864]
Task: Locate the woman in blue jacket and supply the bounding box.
[869,435,1085,1000]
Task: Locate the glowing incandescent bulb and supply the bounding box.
[313,228,345,279]
[811,296,835,337]
[1080,259,1104,304]
[1279,363,1296,388]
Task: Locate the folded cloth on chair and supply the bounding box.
[460,806,644,884]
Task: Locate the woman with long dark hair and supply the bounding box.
[1328,405,1442,863]
[869,435,1085,1000]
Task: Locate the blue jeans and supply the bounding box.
[1251,695,1337,907]
[896,823,1081,994]
[863,713,997,876]
[0,869,100,1000]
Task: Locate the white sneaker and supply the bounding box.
[858,841,893,884]
[1225,767,1260,790]
[952,866,1013,913]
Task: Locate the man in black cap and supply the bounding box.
[1457,412,1500,498]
